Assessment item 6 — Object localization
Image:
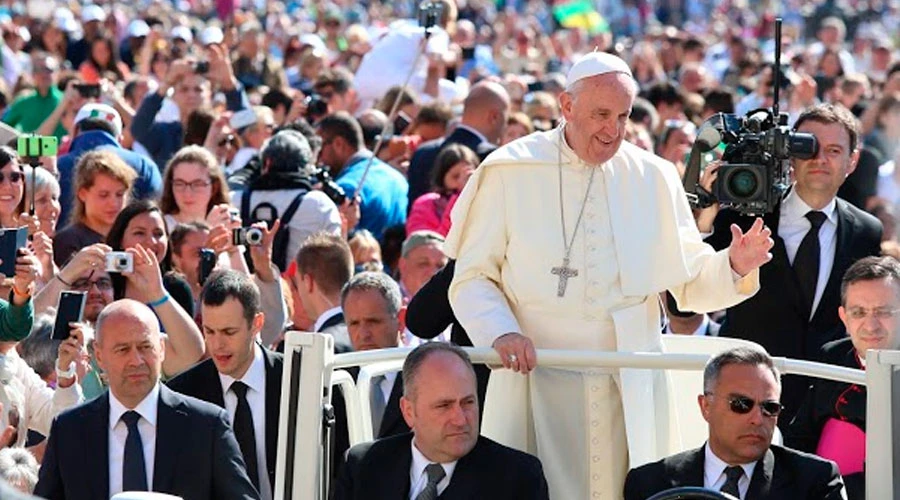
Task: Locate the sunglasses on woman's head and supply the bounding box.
[706,393,783,418]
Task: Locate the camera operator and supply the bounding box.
[700,103,882,425]
[231,130,341,271]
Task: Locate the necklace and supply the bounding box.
[552,129,596,297]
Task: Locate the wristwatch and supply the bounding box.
[55,360,76,380]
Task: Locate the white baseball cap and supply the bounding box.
[199,26,224,46]
[127,20,151,38]
[74,103,123,138]
[81,4,106,23]
[171,26,193,44]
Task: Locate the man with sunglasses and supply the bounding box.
[624,347,844,500]
[784,256,900,500]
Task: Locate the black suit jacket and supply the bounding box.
[406,127,495,210]
[334,433,549,500]
[35,385,260,500]
[623,444,844,500]
[166,346,283,490]
[706,199,881,359]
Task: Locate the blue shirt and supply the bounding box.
[337,152,408,240]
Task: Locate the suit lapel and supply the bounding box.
[440,439,484,498]
[153,386,188,492]
[767,207,809,320]
[262,348,283,486]
[199,358,226,408]
[87,394,111,500]
[668,446,705,489]
[746,448,774,498]
[377,376,405,437]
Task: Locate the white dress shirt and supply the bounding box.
[218,344,272,500]
[109,384,160,497]
[314,306,344,332]
[663,314,711,336]
[778,190,838,319]
[704,444,756,499]
[409,438,458,500]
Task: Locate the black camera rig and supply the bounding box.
[682,18,819,215]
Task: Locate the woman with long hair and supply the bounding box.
[53,150,136,266]
[104,199,204,377]
[406,144,479,236]
[79,33,130,83]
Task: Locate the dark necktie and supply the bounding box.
[121,410,148,492]
[793,210,826,313]
[720,465,743,498]
[415,463,446,500]
[231,381,260,490]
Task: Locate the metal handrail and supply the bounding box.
[334,348,867,385]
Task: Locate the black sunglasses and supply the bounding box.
[0,171,23,184]
[708,393,783,418]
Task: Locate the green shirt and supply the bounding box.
[2,86,67,138]
[0,294,34,341]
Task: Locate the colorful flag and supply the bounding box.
[553,0,610,35]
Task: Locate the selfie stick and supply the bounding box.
[773,18,782,119]
[354,4,442,198]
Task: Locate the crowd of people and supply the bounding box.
[0,0,894,498]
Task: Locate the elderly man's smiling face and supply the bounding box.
[560,73,637,165]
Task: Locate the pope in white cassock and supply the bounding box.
[443,52,776,498]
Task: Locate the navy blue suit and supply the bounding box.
[35,385,260,500]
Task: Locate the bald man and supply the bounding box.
[406,81,511,207]
[36,300,260,500]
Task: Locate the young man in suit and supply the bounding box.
[406,81,511,208]
[624,347,844,500]
[785,256,900,500]
[35,300,259,500]
[701,103,883,423]
[167,270,283,500]
[334,342,549,500]
[290,232,353,351]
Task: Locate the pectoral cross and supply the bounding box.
[551,258,578,297]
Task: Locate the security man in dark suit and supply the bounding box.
[168,270,283,500]
[700,104,882,423]
[624,347,844,500]
[331,272,411,484]
[334,342,549,500]
[406,81,511,208]
[35,300,259,500]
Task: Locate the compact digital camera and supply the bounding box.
[105,252,134,273]
[233,227,264,246]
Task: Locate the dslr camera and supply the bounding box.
[105,252,134,273]
[311,166,347,206]
[233,226,264,246]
